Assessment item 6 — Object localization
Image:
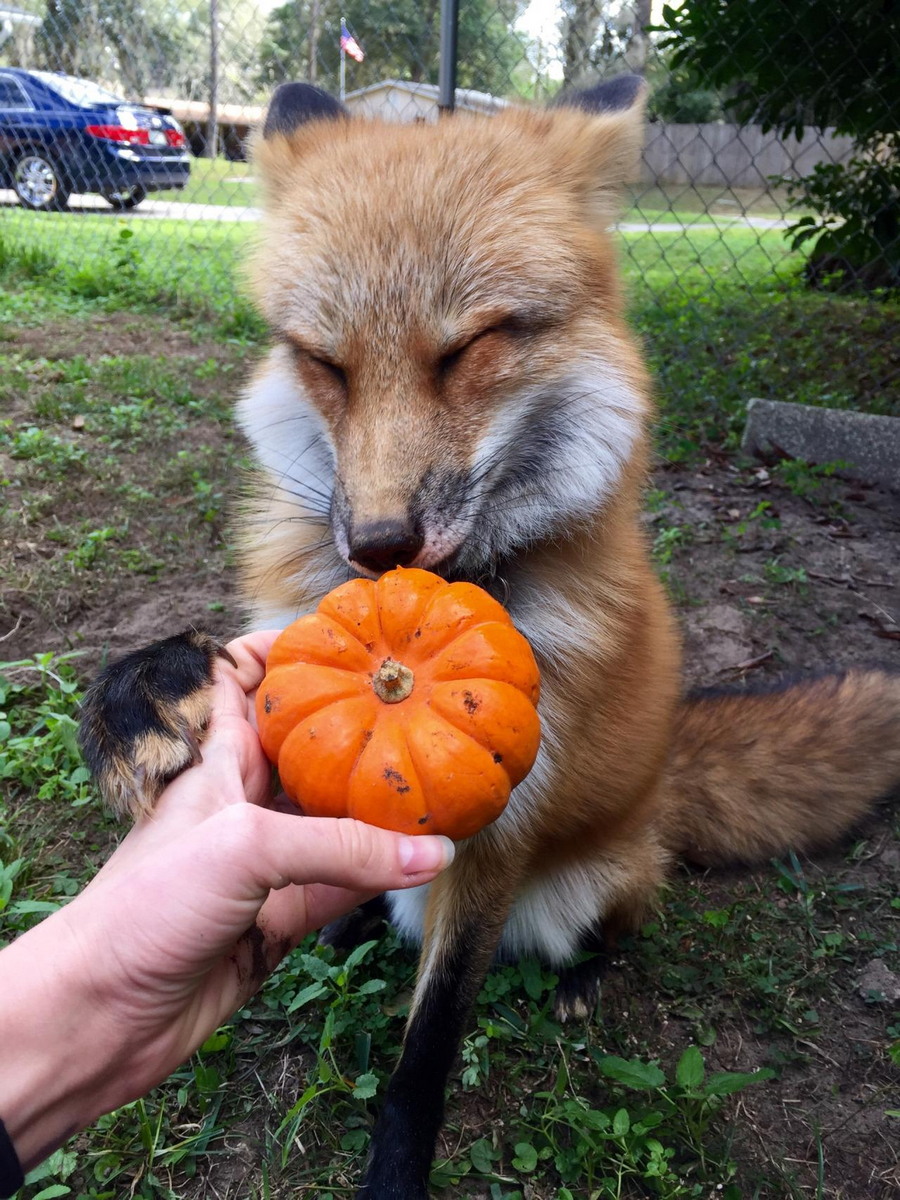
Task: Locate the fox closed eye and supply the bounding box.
[436,316,544,381]
[285,338,348,390]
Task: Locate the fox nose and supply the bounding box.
[348,520,425,574]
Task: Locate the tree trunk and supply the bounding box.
[208,0,219,159]
[307,0,320,84]
[561,0,604,89]
[626,0,653,74]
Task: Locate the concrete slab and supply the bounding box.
[742,397,900,491]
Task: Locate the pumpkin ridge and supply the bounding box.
[402,704,510,838]
[428,621,540,703]
[420,684,498,755]
[412,588,506,657]
[320,588,385,654]
[279,694,379,816]
[266,613,374,673]
[437,619,516,666]
[289,692,377,729]
[348,711,428,831]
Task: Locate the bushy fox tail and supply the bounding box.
[660,667,900,867]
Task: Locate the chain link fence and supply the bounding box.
[1,1,897,449]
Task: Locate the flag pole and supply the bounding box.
[339,14,346,102]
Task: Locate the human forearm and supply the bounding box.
[0,910,133,1173]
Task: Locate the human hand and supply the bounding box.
[0,630,453,1173]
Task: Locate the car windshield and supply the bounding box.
[30,71,127,108]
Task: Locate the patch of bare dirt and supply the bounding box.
[655,459,900,685]
[0,309,231,363]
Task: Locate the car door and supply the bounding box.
[0,73,38,170]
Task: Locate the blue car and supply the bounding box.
[0,69,190,211]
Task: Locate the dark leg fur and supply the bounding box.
[319,895,389,951]
[79,629,235,816]
[359,852,517,1200]
[358,919,487,1200]
[553,923,610,1023]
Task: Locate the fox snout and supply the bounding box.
[331,466,473,578]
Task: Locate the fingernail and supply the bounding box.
[399,835,455,875]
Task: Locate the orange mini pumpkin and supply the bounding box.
[255,567,541,840]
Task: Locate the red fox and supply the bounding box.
[80,78,900,1199]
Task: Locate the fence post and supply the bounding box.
[437,0,459,114]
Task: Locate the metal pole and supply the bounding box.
[437,0,459,114]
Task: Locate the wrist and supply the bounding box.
[0,908,134,1172]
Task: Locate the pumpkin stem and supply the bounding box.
[373,657,415,703]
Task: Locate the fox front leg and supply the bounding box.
[78,629,236,817]
[358,848,515,1200]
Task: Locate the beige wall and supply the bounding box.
[642,122,856,189]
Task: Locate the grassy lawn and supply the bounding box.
[1,215,898,1200]
[625,182,797,223]
[2,205,895,449]
[155,156,257,207]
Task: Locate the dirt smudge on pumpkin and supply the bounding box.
[462,690,479,715]
[383,766,411,794]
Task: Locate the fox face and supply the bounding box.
[237,84,651,608]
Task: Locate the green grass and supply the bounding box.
[149,169,792,219]
[621,226,900,457]
[0,210,260,338]
[155,157,257,207]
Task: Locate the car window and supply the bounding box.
[28,71,126,108]
[0,77,33,111]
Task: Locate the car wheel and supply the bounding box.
[103,185,147,211]
[13,151,69,211]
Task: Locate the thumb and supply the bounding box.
[208,806,456,900]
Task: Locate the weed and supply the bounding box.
[763,557,809,587]
[3,425,87,478]
[189,470,226,526]
[64,526,120,570]
[0,653,91,814]
[653,524,692,566]
[773,458,850,499]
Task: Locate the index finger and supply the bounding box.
[217,629,283,696]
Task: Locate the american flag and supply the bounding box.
[340,20,365,63]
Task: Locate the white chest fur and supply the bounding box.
[387,850,629,967]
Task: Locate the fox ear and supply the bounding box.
[552,76,647,229]
[553,74,646,116]
[263,82,348,138]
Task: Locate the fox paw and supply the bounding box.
[79,629,236,818]
[553,953,607,1023]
